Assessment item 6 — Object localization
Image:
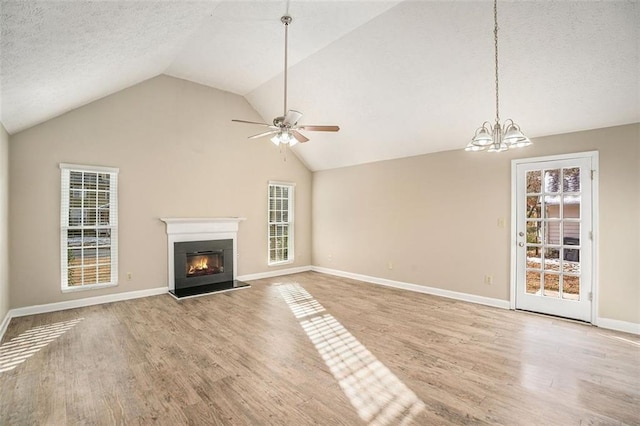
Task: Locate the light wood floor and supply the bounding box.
[1,272,639,425]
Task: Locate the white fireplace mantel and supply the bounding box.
[160,217,246,291]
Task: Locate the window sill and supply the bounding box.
[268,260,295,267]
[62,282,118,293]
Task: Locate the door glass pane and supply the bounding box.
[563,276,580,300]
[562,222,580,246]
[544,263,561,273]
[545,199,561,218]
[544,169,561,193]
[527,221,542,244]
[526,196,541,218]
[526,170,541,193]
[545,221,561,245]
[526,271,541,294]
[563,249,580,273]
[563,167,580,192]
[543,247,560,272]
[543,273,560,298]
[527,245,541,260]
[563,195,580,218]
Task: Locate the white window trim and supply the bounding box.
[60,163,119,292]
[268,181,295,266]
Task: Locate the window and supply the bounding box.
[60,164,118,291]
[268,182,294,265]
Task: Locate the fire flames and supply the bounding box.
[188,257,208,274]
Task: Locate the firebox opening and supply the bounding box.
[186,251,223,277]
[173,239,234,292]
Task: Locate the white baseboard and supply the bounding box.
[312,266,640,335]
[9,287,168,319]
[3,268,636,341]
[596,317,640,335]
[311,266,511,310]
[237,265,312,282]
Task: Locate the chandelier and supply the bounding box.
[466,0,531,153]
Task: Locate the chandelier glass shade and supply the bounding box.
[466,0,531,153]
[466,119,531,152]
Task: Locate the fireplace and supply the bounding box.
[160,217,249,299]
[174,239,233,290]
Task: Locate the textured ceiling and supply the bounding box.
[1,0,639,171]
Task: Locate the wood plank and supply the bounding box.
[0,271,638,424]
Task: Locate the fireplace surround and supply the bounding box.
[160,217,248,298]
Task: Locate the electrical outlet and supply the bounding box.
[484,275,493,285]
[127,272,132,280]
[497,218,505,228]
[328,254,333,262]
[388,261,393,270]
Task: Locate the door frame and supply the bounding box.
[510,151,599,324]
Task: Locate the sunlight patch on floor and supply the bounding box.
[0,318,84,373]
[278,283,425,425]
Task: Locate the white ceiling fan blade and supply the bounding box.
[283,110,303,126]
[291,130,309,143]
[232,119,272,127]
[248,130,279,139]
[297,125,340,132]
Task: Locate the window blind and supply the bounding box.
[60,163,119,290]
[268,182,294,265]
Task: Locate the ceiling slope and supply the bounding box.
[1,1,638,171]
[247,1,640,171]
[0,1,220,134]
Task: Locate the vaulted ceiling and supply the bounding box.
[1,1,638,171]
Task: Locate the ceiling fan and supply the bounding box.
[232,15,339,146]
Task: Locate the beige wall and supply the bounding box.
[9,75,312,308]
[312,124,640,324]
[0,123,8,322]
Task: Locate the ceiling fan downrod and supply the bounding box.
[281,15,292,117]
[230,14,339,145]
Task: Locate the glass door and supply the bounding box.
[514,155,594,322]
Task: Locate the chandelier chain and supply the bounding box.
[465,0,531,152]
[494,0,499,124]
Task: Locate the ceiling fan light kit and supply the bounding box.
[466,0,531,153]
[232,15,339,147]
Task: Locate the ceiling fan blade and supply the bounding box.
[297,125,340,132]
[283,110,303,126]
[291,130,309,143]
[248,130,279,139]
[232,119,272,127]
